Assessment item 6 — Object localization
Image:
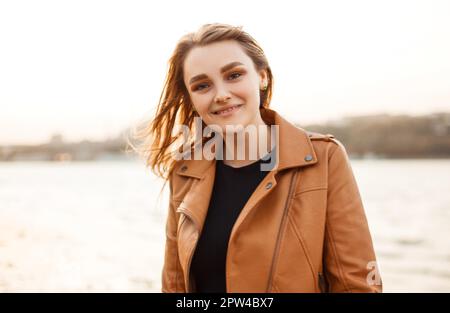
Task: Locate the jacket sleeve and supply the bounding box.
[323,140,382,293]
[161,173,186,292]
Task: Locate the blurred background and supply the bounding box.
[0,0,449,292]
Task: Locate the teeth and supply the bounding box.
[215,105,240,115]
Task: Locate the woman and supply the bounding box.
[140,23,382,293]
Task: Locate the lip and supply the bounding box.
[211,104,243,116]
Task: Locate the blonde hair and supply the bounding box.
[128,23,274,182]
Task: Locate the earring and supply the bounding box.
[261,83,268,91]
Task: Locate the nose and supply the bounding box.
[215,95,231,103]
[214,84,232,103]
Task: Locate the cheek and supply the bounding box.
[190,93,211,113]
[189,94,215,124]
[234,80,256,99]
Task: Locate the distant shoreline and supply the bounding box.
[1,112,449,160]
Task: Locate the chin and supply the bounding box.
[225,116,251,130]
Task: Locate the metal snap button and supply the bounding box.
[181,165,188,171]
[304,154,313,162]
[265,182,273,189]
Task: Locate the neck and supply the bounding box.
[221,117,273,168]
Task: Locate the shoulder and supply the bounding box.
[303,129,348,160]
[304,129,342,149]
[305,130,336,142]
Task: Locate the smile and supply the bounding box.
[212,104,243,116]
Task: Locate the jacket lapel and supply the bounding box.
[175,159,216,234]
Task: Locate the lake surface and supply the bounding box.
[0,160,449,292]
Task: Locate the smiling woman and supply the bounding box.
[182,40,269,139]
[130,23,382,293]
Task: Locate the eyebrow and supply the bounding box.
[188,61,245,85]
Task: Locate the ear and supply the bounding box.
[258,68,268,86]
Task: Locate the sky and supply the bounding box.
[0,0,449,145]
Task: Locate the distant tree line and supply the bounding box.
[301,112,450,158]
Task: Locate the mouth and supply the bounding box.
[211,104,243,116]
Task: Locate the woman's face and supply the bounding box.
[183,40,268,132]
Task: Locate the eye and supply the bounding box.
[228,72,243,80]
[193,83,209,91]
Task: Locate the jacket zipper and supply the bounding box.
[266,169,299,292]
[318,272,328,293]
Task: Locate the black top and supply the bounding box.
[190,151,273,293]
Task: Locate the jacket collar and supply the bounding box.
[175,107,318,179]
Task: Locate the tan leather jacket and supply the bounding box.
[161,108,382,293]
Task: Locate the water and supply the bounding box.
[0,160,449,292]
[354,159,450,292]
